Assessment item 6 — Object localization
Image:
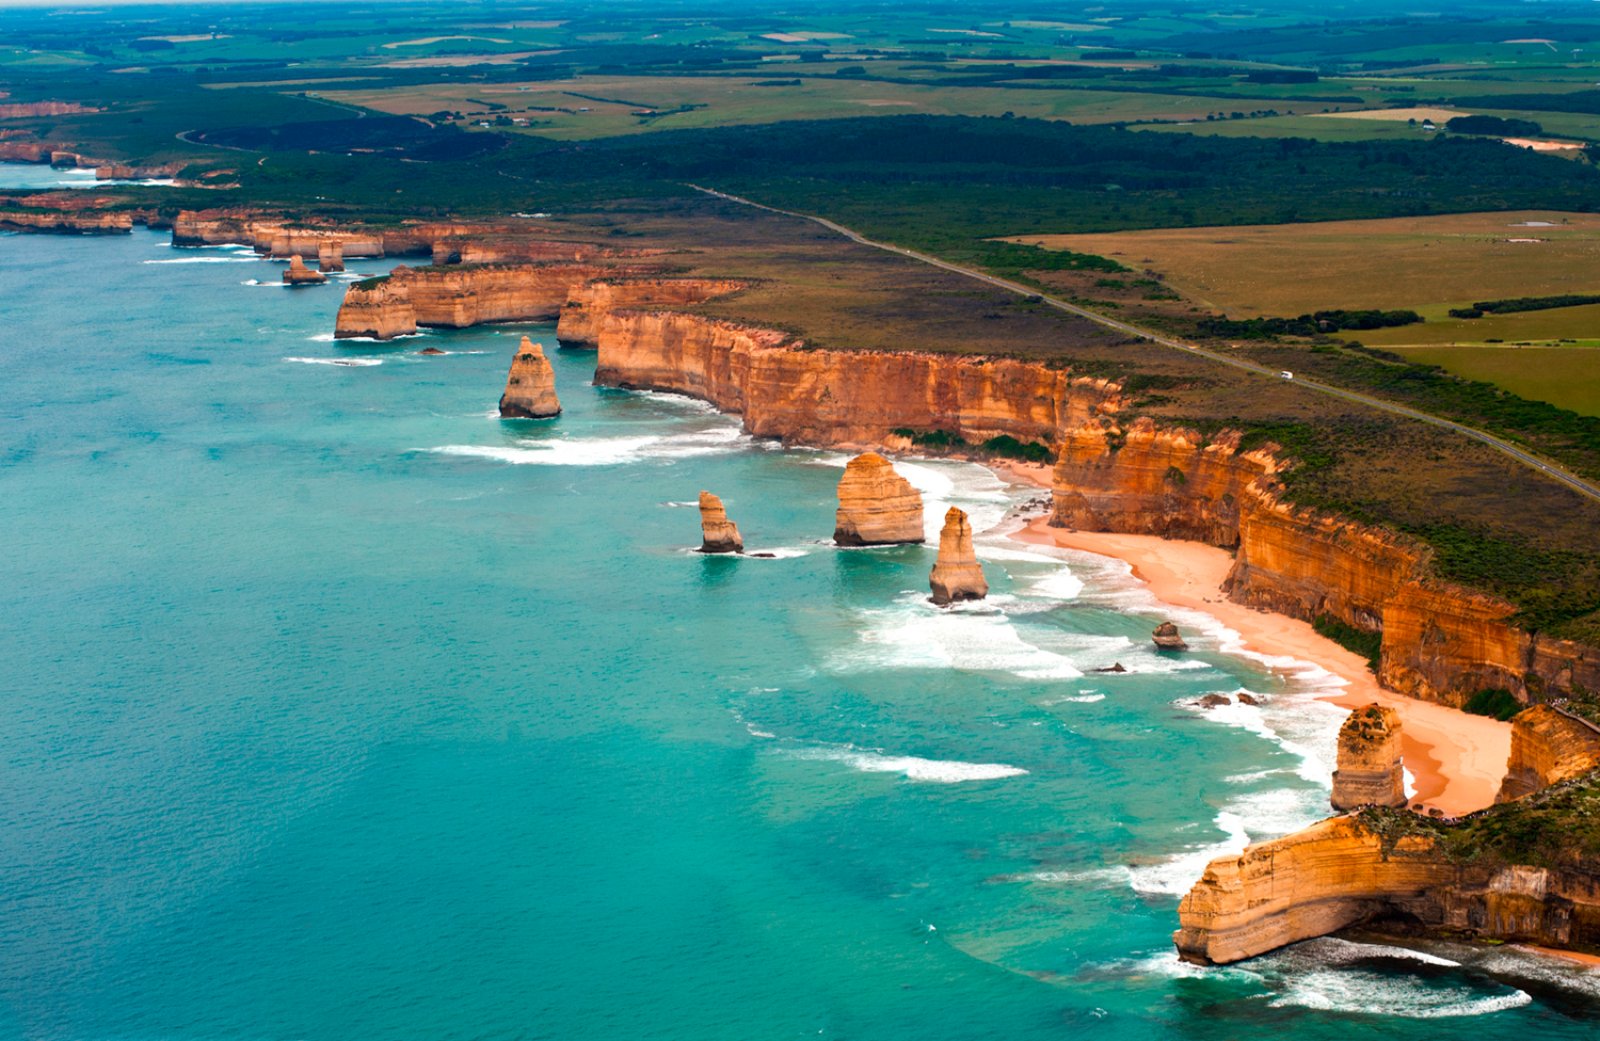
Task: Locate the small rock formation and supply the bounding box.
[1331,704,1407,811]
[1195,693,1232,709]
[1237,692,1261,706]
[418,347,445,356]
[1093,663,1127,674]
[698,491,743,554]
[318,239,345,273]
[1496,704,1600,803]
[1152,622,1188,651]
[834,452,925,546]
[928,507,987,605]
[282,255,327,286]
[498,337,561,419]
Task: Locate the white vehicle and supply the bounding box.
[1280,370,1295,380]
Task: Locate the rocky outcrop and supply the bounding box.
[318,240,344,273]
[834,452,924,546]
[0,209,132,234]
[1050,418,1600,706]
[929,507,987,605]
[1332,704,1407,810]
[498,337,561,419]
[595,311,1123,447]
[1152,622,1188,651]
[334,262,638,339]
[698,491,743,554]
[333,278,416,339]
[557,278,747,348]
[282,255,326,286]
[0,102,96,118]
[430,236,661,267]
[1174,800,1600,965]
[169,211,445,257]
[1497,705,1600,803]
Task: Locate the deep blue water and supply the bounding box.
[2,228,1597,1039]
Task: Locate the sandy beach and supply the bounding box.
[1001,502,1511,817]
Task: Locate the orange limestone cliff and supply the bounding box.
[698,492,743,554]
[1050,417,1600,705]
[557,278,747,348]
[498,337,561,419]
[318,240,344,273]
[334,262,634,340]
[1496,705,1600,803]
[834,452,924,546]
[929,508,987,605]
[594,311,1122,447]
[1331,704,1407,810]
[282,255,326,286]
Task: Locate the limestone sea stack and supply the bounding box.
[929,507,987,605]
[698,491,743,554]
[282,255,327,286]
[1330,704,1406,811]
[498,337,561,419]
[318,240,345,273]
[1152,622,1189,651]
[834,452,925,546]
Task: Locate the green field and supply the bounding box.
[1389,344,1600,417]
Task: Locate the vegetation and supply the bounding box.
[1445,115,1543,138]
[1197,309,1420,340]
[1459,294,1600,317]
[1313,615,1381,672]
[1362,771,1600,868]
[1463,688,1523,721]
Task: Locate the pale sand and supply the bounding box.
[1006,512,1511,816]
[1518,944,1600,968]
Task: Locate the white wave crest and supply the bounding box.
[283,356,382,367]
[781,744,1027,783]
[833,593,1083,680]
[423,427,743,467]
[143,256,259,264]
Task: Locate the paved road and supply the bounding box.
[690,184,1600,506]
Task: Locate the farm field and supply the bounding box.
[318,70,1348,140]
[1013,211,1600,316]
[1389,344,1600,417]
[1359,303,1600,346]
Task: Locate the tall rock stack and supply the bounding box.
[318,240,345,273]
[282,255,327,286]
[698,491,743,554]
[834,452,925,546]
[498,337,562,418]
[928,507,987,605]
[1330,704,1406,810]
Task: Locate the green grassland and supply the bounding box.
[1384,345,1600,417]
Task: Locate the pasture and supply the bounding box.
[1390,345,1600,417]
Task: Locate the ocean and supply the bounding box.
[2,221,1596,1038]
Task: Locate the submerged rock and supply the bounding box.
[698,491,743,554]
[1152,621,1189,651]
[1331,704,1407,811]
[418,347,445,356]
[1092,662,1127,674]
[1195,693,1232,709]
[498,336,561,418]
[834,452,924,546]
[929,507,987,605]
[282,254,326,286]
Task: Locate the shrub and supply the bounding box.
[1464,687,1523,721]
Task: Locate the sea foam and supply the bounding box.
[781,744,1027,783]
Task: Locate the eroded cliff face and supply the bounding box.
[594,311,1123,446]
[430,236,661,267]
[1050,419,1600,706]
[499,337,561,419]
[557,278,747,348]
[169,211,446,257]
[698,491,743,554]
[0,209,132,234]
[1174,813,1600,964]
[834,452,924,546]
[334,262,637,339]
[1498,706,1600,803]
[929,507,987,605]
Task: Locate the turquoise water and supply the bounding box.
[2,229,1597,1039]
[0,162,170,190]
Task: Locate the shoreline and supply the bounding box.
[987,462,1511,818]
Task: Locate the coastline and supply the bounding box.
[988,461,1511,818]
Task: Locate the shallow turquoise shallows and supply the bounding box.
[2,227,1597,1040]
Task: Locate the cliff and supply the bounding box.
[1331,704,1407,810]
[929,507,987,605]
[557,278,747,348]
[318,240,344,273]
[431,236,662,267]
[334,262,638,339]
[1174,778,1600,964]
[1051,419,1600,706]
[594,311,1123,446]
[698,491,743,554]
[0,209,132,234]
[1497,705,1600,803]
[333,278,416,340]
[834,452,924,546]
[169,211,449,258]
[498,337,561,419]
